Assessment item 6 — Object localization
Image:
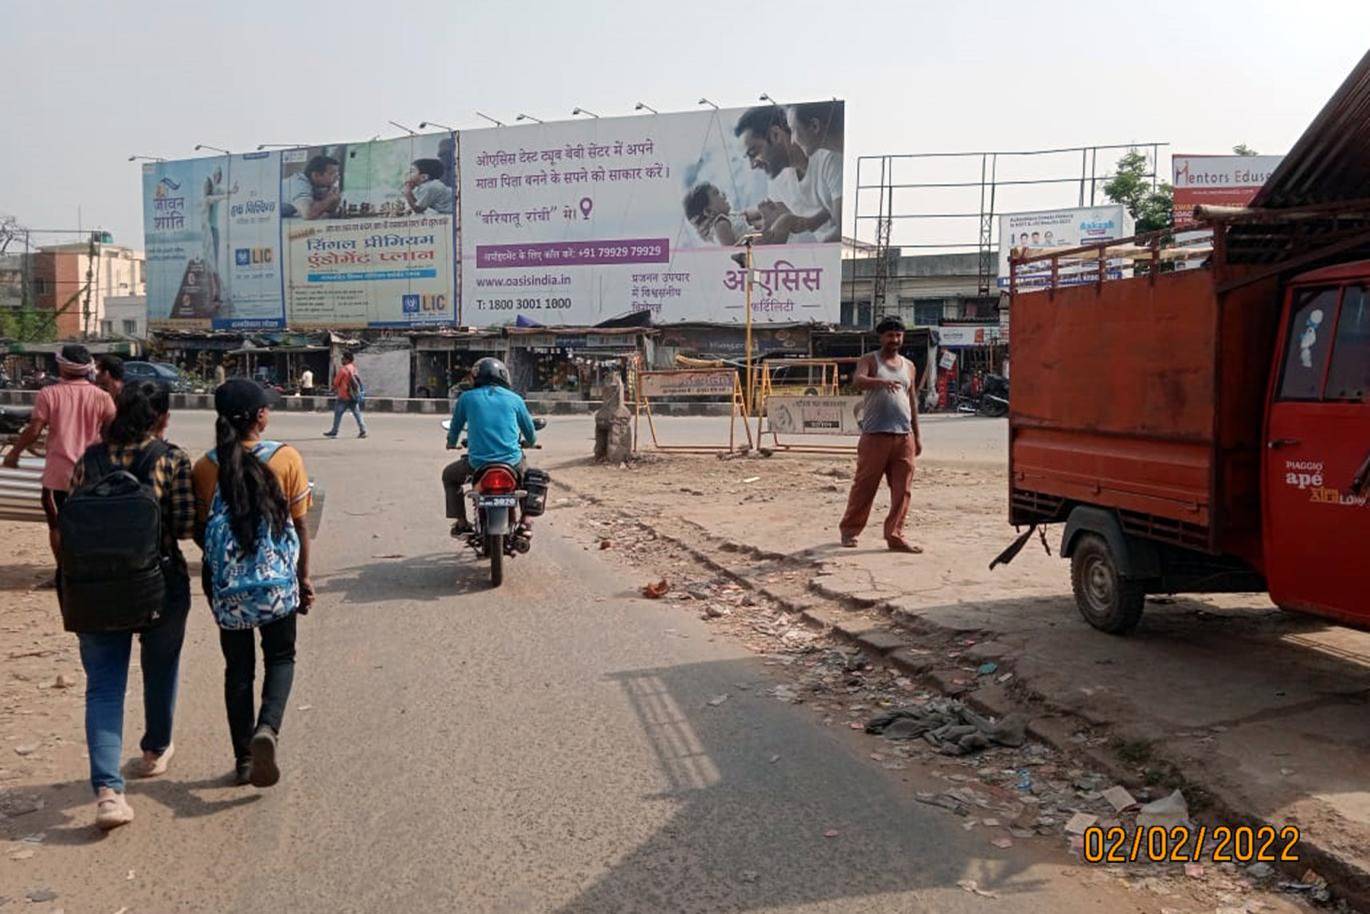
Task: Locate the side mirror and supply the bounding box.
[533,418,548,430]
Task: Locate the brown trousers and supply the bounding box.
[839,433,915,543]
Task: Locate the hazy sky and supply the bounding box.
[3,0,1367,252]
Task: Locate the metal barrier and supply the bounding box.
[0,457,46,524]
[634,369,754,454]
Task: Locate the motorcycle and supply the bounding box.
[441,417,549,587]
[0,404,43,458]
[979,373,1010,418]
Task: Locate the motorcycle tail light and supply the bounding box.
[477,467,518,495]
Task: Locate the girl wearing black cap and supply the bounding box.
[193,379,314,787]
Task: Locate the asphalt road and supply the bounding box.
[2,411,1148,914]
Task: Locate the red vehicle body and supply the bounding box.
[1002,238,1370,633]
[1000,50,1370,633]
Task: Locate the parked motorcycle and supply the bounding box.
[441,417,550,587]
[979,373,1010,418]
[0,405,43,458]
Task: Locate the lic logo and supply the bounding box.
[235,249,251,266]
[403,294,447,314]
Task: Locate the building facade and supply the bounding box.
[840,251,1001,330]
[28,243,145,338]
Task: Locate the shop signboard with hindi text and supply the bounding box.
[459,102,844,326]
[281,133,457,328]
[142,152,285,329]
[767,395,862,436]
[638,369,738,399]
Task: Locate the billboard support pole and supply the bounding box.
[743,236,754,436]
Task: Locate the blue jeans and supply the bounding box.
[77,612,188,794]
[329,398,367,435]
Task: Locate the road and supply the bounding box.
[2,411,1158,913]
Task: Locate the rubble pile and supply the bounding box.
[865,699,1027,755]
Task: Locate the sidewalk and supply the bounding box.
[552,438,1370,904]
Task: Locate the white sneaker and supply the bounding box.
[95,789,134,831]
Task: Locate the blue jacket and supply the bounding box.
[446,386,537,469]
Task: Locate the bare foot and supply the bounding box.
[887,539,923,554]
[840,535,859,548]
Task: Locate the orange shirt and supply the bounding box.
[333,364,357,399]
[191,440,312,528]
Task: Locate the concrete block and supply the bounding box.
[854,629,907,654]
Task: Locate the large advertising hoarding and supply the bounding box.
[997,205,1133,290]
[143,152,284,329]
[1172,154,1282,227]
[459,102,843,326]
[281,133,457,328]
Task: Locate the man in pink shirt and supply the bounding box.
[4,344,116,566]
[323,350,367,439]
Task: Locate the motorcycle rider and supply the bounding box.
[442,358,538,536]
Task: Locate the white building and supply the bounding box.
[101,294,148,338]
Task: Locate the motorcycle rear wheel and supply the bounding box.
[487,534,504,587]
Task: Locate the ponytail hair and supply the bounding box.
[214,410,290,552]
[107,381,169,445]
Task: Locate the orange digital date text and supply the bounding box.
[1082,825,1301,864]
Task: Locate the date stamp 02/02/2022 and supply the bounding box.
[1083,825,1301,864]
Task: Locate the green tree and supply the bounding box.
[0,305,56,342]
[1233,143,1259,156]
[1103,149,1173,233]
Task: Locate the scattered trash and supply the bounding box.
[823,829,840,838]
[996,673,1014,684]
[599,540,613,550]
[991,836,1014,849]
[641,579,670,599]
[1136,789,1190,829]
[370,553,404,559]
[956,879,999,899]
[25,888,58,903]
[1184,863,1205,878]
[768,754,781,764]
[1101,785,1138,813]
[977,662,998,676]
[1016,770,1033,792]
[13,744,36,756]
[127,869,136,880]
[865,698,1027,755]
[298,705,313,712]
[740,870,759,883]
[707,694,730,707]
[1063,812,1097,835]
[742,476,761,484]
[1247,862,1274,880]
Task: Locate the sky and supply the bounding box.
[2,0,1368,254]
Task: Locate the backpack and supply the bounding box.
[203,441,301,630]
[347,371,365,403]
[58,441,170,633]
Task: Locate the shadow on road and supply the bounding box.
[315,552,496,604]
[552,657,1054,914]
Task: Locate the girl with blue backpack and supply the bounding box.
[193,380,314,787]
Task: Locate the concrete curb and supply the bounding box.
[553,473,1370,910]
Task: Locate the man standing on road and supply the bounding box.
[324,351,366,439]
[3,344,116,569]
[839,316,923,553]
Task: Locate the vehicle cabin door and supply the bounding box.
[1264,279,1370,622]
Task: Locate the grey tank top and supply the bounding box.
[860,355,913,434]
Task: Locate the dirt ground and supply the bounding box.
[549,443,1370,908]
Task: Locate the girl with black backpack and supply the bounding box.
[193,380,314,787]
[63,381,195,830]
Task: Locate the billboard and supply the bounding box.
[997,205,1133,290]
[459,101,844,326]
[143,152,284,329]
[281,133,457,327]
[1172,154,1282,226]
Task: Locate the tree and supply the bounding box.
[0,305,56,343]
[1233,144,1259,156]
[1103,150,1173,233]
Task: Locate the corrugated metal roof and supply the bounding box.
[1252,49,1370,209]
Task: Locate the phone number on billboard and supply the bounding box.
[474,298,575,312]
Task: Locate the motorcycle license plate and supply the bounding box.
[480,496,518,507]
